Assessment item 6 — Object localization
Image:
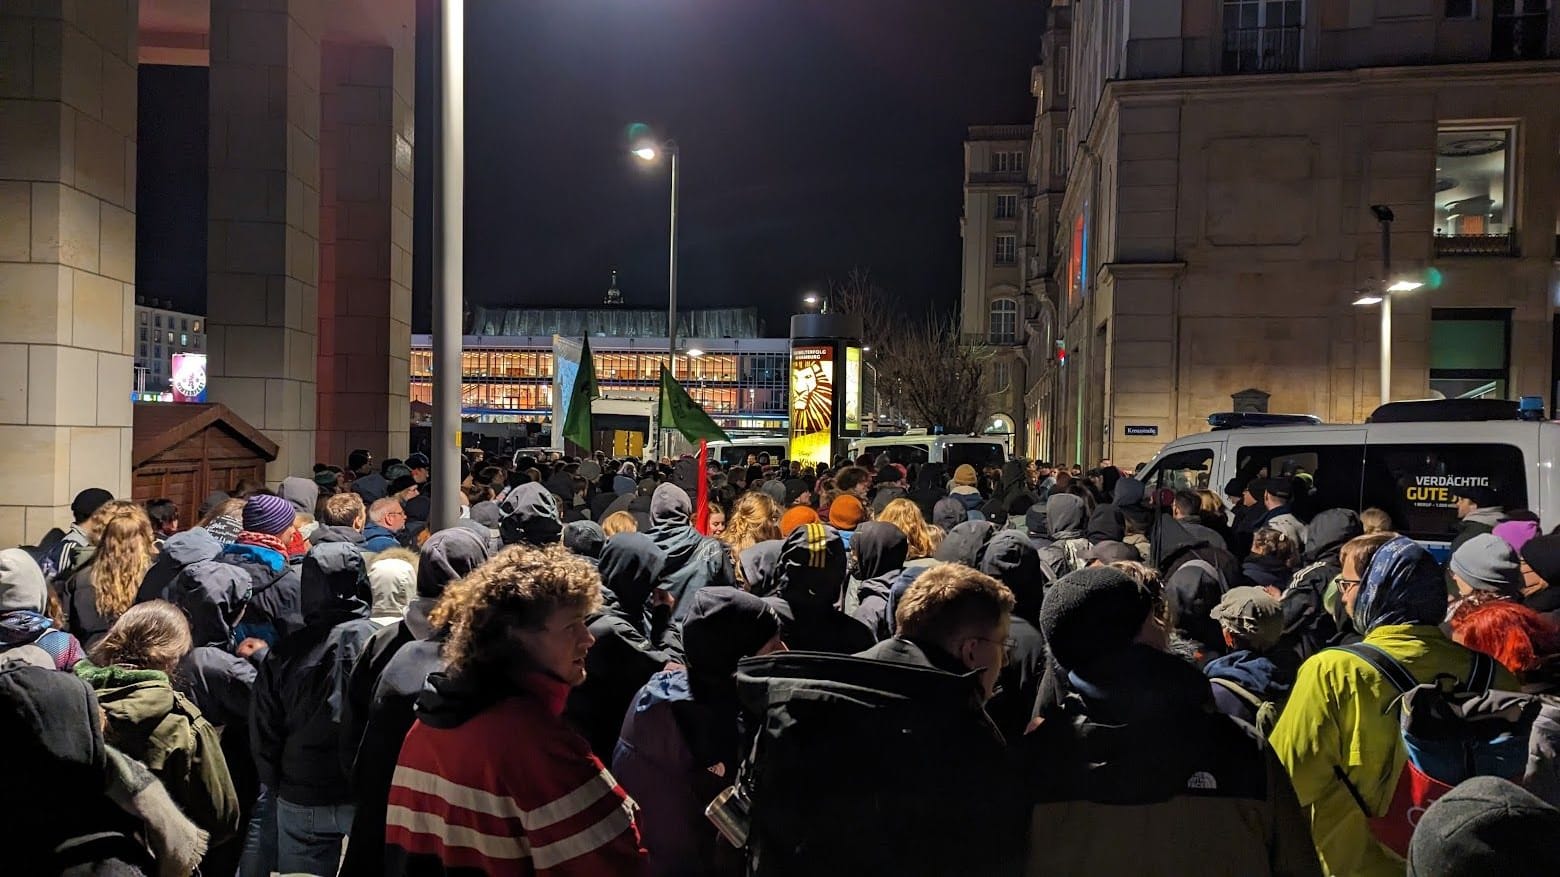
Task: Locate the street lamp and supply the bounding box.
[1359,204,1423,405]
[633,137,679,457]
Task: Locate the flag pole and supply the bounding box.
[695,439,710,534]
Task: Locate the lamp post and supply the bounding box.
[1354,205,1422,406]
[633,139,679,457]
[802,291,829,313]
[431,0,464,531]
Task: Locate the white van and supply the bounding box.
[705,437,790,468]
[847,433,1011,470]
[1137,401,1553,560]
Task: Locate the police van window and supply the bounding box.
[1233,444,1364,521]
[1361,444,1528,543]
[874,444,930,467]
[944,442,1003,470]
[1147,449,1214,493]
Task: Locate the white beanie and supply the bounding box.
[368,557,416,623]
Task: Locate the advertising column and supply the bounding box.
[789,345,834,465]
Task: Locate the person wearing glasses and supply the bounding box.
[362,499,406,553]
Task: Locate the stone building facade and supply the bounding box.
[1000,0,1560,467]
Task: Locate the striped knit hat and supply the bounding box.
[243,493,296,535]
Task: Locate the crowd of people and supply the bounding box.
[4,447,1560,876]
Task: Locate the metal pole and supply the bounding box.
[663,146,679,461]
[432,0,464,531]
[1379,216,1392,405]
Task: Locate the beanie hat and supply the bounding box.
[952,464,978,487]
[1493,519,1540,556]
[1406,776,1560,876]
[312,470,338,489]
[1521,533,1560,590]
[1449,533,1525,598]
[1210,586,1284,650]
[1039,566,1154,672]
[828,495,867,531]
[779,506,820,538]
[1450,483,1500,509]
[71,488,114,524]
[783,478,811,506]
[242,494,296,535]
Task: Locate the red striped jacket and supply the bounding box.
[385,672,648,876]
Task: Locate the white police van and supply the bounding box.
[1136,399,1554,560]
[704,437,790,468]
[847,432,1011,470]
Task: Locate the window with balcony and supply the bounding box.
[989,299,1018,345]
[995,194,1018,219]
[994,235,1017,266]
[1435,125,1517,256]
[1222,0,1304,73]
[991,151,1024,173]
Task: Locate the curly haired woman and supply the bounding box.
[721,491,781,587]
[385,546,648,875]
[62,500,158,648]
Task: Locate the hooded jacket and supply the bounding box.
[500,482,565,547]
[977,531,1047,740]
[1022,644,1320,877]
[766,523,875,655]
[214,537,304,647]
[1085,504,1126,544]
[932,496,967,532]
[738,539,784,596]
[650,484,734,617]
[910,463,949,521]
[136,527,222,605]
[168,559,258,729]
[566,533,678,758]
[1270,537,1519,877]
[1038,494,1091,583]
[844,522,908,641]
[1165,557,1230,663]
[1204,649,1297,729]
[612,588,781,877]
[75,659,242,844]
[0,548,84,670]
[1255,503,1309,554]
[1278,509,1363,664]
[564,520,607,561]
[386,670,649,876]
[339,527,494,877]
[280,476,320,516]
[250,542,377,806]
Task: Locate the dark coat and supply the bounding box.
[650,484,734,617]
[1278,509,1364,664]
[844,522,908,642]
[766,524,874,655]
[213,541,304,647]
[137,527,222,605]
[978,531,1048,741]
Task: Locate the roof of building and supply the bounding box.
[132,402,279,467]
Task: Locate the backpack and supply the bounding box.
[1209,677,1282,736]
[732,651,1016,877]
[1330,642,1541,858]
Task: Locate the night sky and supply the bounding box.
[137,1,1045,335]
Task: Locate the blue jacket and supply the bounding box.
[360,525,399,553]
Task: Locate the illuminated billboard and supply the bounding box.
[844,346,861,433]
[170,353,208,403]
[789,344,834,465]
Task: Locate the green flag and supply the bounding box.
[658,364,730,444]
[561,337,599,451]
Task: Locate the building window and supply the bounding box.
[994,235,1017,266]
[154,315,162,328]
[989,299,1018,344]
[138,343,147,358]
[991,151,1024,173]
[1444,0,1475,18]
[138,327,147,341]
[995,194,1018,219]
[1054,45,1068,96]
[1052,127,1068,177]
[180,318,188,331]
[992,361,1011,391]
[1494,0,1548,60]
[180,333,188,346]
[139,311,147,324]
[1430,308,1511,399]
[1222,0,1304,73]
[1435,126,1516,254]
[166,331,174,343]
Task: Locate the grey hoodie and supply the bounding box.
[280,476,320,515]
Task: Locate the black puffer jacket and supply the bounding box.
[978,530,1048,741]
[844,522,908,641]
[169,559,257,728]
[565,533,678,758]
[250,542,376,806]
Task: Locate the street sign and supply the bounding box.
[1123,425,1159,437]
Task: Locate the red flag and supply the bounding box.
[695,440,711,534]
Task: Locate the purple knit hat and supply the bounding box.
[243,494,296,535]
[1493,519,1540,556]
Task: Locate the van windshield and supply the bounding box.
[945,443,1004,470]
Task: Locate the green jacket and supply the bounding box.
[75,660,240,843]
[1268,624,1518,877]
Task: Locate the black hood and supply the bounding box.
[650,482,694,529]
[933,520,995,566]
[682,586,781,700]
[740,540,784,596]
[417,528,491,598]
[170,559,253,648]
[851,522,908,581]
[300,542,371,623]
[469,501,503,528]
[932,497,966,532]
[598,532,666,608]
[1085,505,1126,544]
[979,530,1043,622]
[1025,505,1048,537]
[499,483,563,546]
[1153,513,1211,566]
[562,521,605,560]
[415,670,501,730]
[0,665,106,794]
[1060,644,1217,735]
[1112,477,1146,507]
[777,522,848,607]
[670,458,700,495]
[159,528,222,568]
[1304,508,1363,564]
[914,463,947,492]
[1046,494,1088,540]
[543,472,576,504]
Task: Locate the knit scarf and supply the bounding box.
[235,531,290,557]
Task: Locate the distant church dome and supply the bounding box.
[604,270,624,305]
